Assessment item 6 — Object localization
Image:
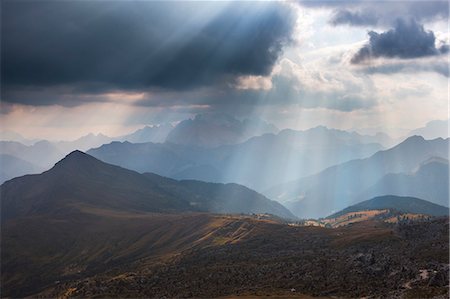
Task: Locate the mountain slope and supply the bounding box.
[1,151,190,220]
[327,195,450,219]
[142,173,293,218]
[6,214,448,299]
[266,136,449,218]
[1,150,294,220]
[361,157,449,207]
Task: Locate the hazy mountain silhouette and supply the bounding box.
[266,136,449,218]
[327,195,449,219]
[360,157,449,207]
[89,126,383,191]
[88,141,205,177]
[119,123,174,143]
[165,113,279,148]
[409,119,448,140]
[1,134,116,172]
[0,154,43,184]
[56,125,174,152]
[0,125,171,181]
[0,130,38,145]
[0,140,65,170]
[1,150,294,220]
[55,133,113,152]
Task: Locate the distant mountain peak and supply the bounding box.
[65,149,88,157]
[396,135,426,147]
[405,135,425,141]
[53,150,98,169]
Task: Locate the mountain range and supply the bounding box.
[266,136,449,218]
[1,150,294,220]
[0,114,278,183]
[88,126,384,191]
[408,119,449,140]
[361,157,449,207]
[165,113,279,148]
[0,124,174,184]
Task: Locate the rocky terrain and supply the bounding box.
[34,217,449,299]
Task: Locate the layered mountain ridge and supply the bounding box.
[1,150,295,220]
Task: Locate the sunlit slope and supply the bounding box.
[266,136,449,218]
[32,217,449,299]
[1,211,250,297]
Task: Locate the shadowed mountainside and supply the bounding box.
[1,150,294,220]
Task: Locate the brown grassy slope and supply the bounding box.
[31,217,449,299]
[2,208,240,297]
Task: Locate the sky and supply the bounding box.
[1,0,449,140]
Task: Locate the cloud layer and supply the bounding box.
[2,1,296,105]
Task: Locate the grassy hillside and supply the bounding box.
[327,195,449,219]
[1,150,294,220]
[17,215,449,299]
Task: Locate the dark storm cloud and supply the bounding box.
[299,0,449,27]
[1,1,296,105]
[351,19,448,64]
